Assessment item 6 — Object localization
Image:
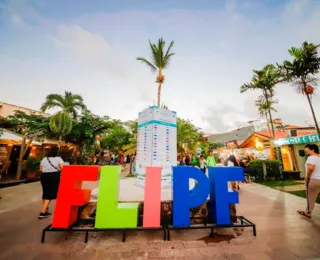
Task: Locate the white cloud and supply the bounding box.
[49,25,110,59]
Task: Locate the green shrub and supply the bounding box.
[265,160,281,179]
[248,159,281,180]
[26,157,40,173]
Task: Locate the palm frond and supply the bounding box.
[40,100,63,112]
[164,41,174,59]
[49,111,73,136]
[149,40,160,67]
[163,53,175,68]
[240,82,255,93]
[136,57,157,71]
[291,76,319,95]
[40,94,65,112]
[157,38,165,68]
[41,92,86,119]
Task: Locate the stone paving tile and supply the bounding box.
[241,252,273,260]
[182,240,207,248]
[266,248,299,260]
[0,180,100,214]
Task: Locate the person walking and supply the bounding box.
[39,146,64,219]
[216,158,224,166]
[227,155,240,191]
[207,151,216,167]
[199,155,207,173]
[298,144,320,218]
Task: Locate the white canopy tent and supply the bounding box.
[0,129,42,145]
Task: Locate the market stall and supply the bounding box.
[275,133,320,178]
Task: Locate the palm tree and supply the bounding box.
[152,102,168,109]
[40,91,86,144]
[255,95,278,136]
[278,42,320,137]
[137,38,175,107]
[123,137,137,156]
[240,64,283,137]
[123,120,138,175]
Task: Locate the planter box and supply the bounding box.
[26,172,37,179]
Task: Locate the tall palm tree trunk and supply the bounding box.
[263,89,275,138]
[156,68,164,107]
[268,108,275,138]
[265,112,272,137]
[263,89,277,160]
[58,135,62,153]
[304,83,320,138]
[157,83,162,107]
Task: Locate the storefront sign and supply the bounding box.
[276,133,319,146]
[52,165,243,229]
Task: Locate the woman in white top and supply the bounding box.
[227,155,240,191]
[39,147,64,219]
[298,144,320,218]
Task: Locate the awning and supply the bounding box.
[0,129,67,146]
[0,131,22,141]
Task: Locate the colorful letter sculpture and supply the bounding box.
[208,167,244,225]
[143,167,162,228]
[51,165,244,229]
[95,166,139,228]
[172,166,210,227]
[52,166,100,228]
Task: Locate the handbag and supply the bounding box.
[47,157,61,172]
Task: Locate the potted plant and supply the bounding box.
[26,157,40,179]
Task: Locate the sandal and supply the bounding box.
[298,210,311,218]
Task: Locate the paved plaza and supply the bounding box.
[0,180,320,260]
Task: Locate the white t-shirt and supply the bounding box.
[41,157,64,173]
[200,159,206,169]
[305,155,320,180]
[227,161,234,167]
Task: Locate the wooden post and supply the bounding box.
[16,136,26,180]
[262,160,267,180]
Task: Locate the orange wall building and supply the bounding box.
[0,101,49,118]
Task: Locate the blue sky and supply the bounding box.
[1,0,320,133]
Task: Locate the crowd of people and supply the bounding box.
[93,153,132,166]
[177,151,257,191]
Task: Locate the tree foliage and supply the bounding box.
[240,64,283,137]
[100,121,132,152]
[122,120,138,155]
[137,38,175,106]
[41,91,86,118]
[2,111,51,138]
[49,111,73,137]
[66,111,113,155]
[41,91,87,138]
[177,118,203,152]
[124,120,138,136]
[279,42,320,81]
[208,141,225,150]
[278,41,320,136]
